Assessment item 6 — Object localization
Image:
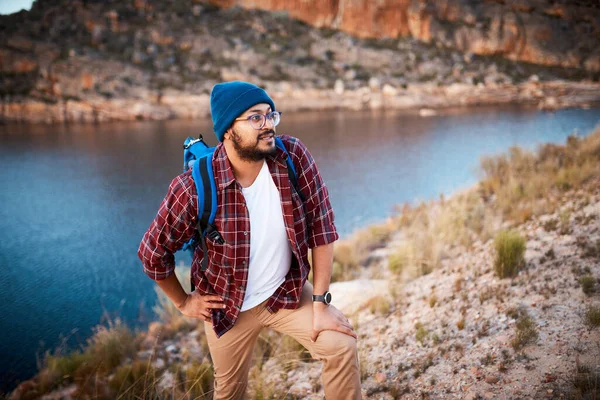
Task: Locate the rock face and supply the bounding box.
[210,0,600,71]
[0,0,598,124]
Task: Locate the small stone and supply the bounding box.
[465,392,478,400]
[368,77,380,91]
[152,358,165,369]
[165,344,178,353]
[334,79,344,95]
[484,392,494,399]
[375,372,387,383]
[382,84,397,96]
[485,375,499,384]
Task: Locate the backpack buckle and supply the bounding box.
[206,224,225,245]
[183,138,201,149]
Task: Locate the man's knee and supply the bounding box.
[316,331,358,361]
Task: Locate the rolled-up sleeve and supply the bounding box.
[137,172,197,280]
[289,137,339,248]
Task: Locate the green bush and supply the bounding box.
[585,305,600,328]
[415,322,428,344]
[580,275,596,296]
[109,360,156,398]
[511,313,538,350]
[388,247,410,275]
[493,230,526,278]
[368,296,392,315]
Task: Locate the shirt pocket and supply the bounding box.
[206,237,235,271]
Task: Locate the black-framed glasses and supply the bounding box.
[234,111,282,130]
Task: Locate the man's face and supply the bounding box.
[226,103,277,162]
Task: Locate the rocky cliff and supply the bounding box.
[1,0,599,124]
[210,0,600,72]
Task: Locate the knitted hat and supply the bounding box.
[210,81,276,142]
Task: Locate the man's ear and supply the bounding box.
[223,128,231,141]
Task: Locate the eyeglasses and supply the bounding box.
[234,111,282,130]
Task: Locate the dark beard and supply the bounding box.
[231,129,276,162]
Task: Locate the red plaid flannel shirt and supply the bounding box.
[138,135,339,337]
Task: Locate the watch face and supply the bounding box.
[324,292,332,304]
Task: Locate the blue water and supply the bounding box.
[0,106,598,391]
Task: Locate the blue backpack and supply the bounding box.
[181,134,303,277]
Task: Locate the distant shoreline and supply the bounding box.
[2,80,599,125]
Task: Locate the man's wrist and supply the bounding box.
[313,301,329,312]
[175,294,189,310]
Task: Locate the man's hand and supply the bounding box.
[311,303,357,342]
[177,291,226,322]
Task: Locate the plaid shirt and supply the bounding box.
[138,135,339,337]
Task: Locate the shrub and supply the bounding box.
[109,360,157,398]
[569,363,599,399]
[415,322,428,343]
[511,312,538,350]
[585,305,600,328]
[493,230,526,278]
[331,242,360,282]
[429,294,437,308]
[367,296,392,315]
[42,351,93,389]
[388,250,408,275]
[580,275,596,296]
[184,362,213,399]
[86,318,137,374]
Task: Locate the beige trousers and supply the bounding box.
[203,282,362,400]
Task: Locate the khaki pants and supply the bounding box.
[204,282,362,400]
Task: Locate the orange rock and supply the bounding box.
[206,0,599,71]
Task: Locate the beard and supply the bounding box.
[230,128,277,162]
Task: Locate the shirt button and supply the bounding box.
[243,231,248,236]
[239,285,245,291]
[242,260,247,265]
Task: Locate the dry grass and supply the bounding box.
[493,230,526,278]
[479,132,600,224]
[331,221,396,282]
[511,310,539,351]
[569,362,599,400]
[365,295,392,315]
[585,305,600,329]
[580,275,597,296]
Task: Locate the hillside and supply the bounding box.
[210,0,600,72]
[1,0,599,123]
[8,129,600,399]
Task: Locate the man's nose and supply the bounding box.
[263,116,275,129]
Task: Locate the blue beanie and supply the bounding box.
[210,81,276,142]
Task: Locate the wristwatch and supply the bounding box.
[312,291,332,305]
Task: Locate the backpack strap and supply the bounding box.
[191,150,220,274]
[275,136,305,202]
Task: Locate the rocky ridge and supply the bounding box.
[211,0,600,72]
[1,0,599,124]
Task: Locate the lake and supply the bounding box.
[0,105,598,391]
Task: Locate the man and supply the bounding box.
[138,81,361,399]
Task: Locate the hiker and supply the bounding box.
[138,81,361,399]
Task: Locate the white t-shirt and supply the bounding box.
[240,160,292,311]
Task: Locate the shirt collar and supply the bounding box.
[213,138,289,191]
